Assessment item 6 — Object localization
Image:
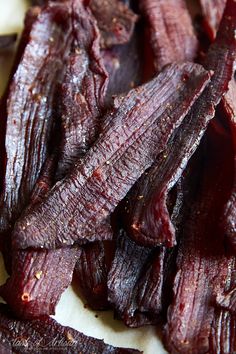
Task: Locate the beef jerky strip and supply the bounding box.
[0,156,80,319]
[0,304,141,354]
[107,229,165,327]
[139,0,198,73]
[13,62,211,250]
[126,0,236,247]
[56,1,108,178]
[209,310,236,354]
[0,1,75,239]
[163,117,234,354]
[0,34,17,50]
[74,241,110,310]
[220,79,236,253]
[1,0,107,318]
[89,0,138,48]
[200,0,227,41]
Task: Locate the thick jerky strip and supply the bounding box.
[209,310,236,354]
[0,1,74,237]
[127,0,236,247]
[200,0,227,41]
[74,241,110,310]
[164,119,234,354]
[0,305,141,354]
[56,2,108,177]
[0,34,17,50]
[89,0,138,48]
[107,229,164,327]
[0,247,79,319]
[13,62,211,250]
[221,78,236,252]
[139,0,198,72]
[0,156,80,319]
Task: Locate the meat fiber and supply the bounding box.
[200,0,227,41]
[139,0,198,72]
[0,304,141,353]
[12,62,211,249]
[164,117,234,354]
[126,0,236,247]
[89,0,138,48]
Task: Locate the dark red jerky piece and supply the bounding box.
[200,0,227,41]
[12,63,211,250]
[0,34,17,51]
[0,1,75,238]
[220,78,236,252]
[163,119,234,354]
[0,305,141,354]
[126,1,236,247]
[209,310,236,354]
[74,241,110,310]
[102,27,144,104]
[107,229,164,327]
[89,0,138,48]
[56,2,108,178]
[139,0,198,72]
[0,247,80,319]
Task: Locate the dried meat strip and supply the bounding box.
[164,117,234,354]
[139,0,198,72]
[56,3,108,178]
[1,0,107,318]
[0,1,75,238]
[107,229,164,327]
[0,34,17,50]
[200,0,227,41]
[126,0,236,247]
[74,241,110,310]
[13,62,211,250]
[89,0,138,48]
[0,304,141,353]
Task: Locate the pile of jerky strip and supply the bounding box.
[0,0,235,353]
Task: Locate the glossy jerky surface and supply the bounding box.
[0,1,74,237]
[126,1,236,247]
[13,62,211,249]
[139,0,198,72]
[0,304,141,353]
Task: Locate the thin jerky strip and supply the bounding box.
[0,1,74,236]
[89,0,138,48]
[0,304,141,354]
[56,0,108,178]
[139,0,198,72]
[107,229,164,327]
[0,34,17,50]
[74,241,110,310]
[164,119,234,354]
[200,0,227,41]
[127,0,236,247]
[13,62,211,249]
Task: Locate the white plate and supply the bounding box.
[0,0,167,352]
